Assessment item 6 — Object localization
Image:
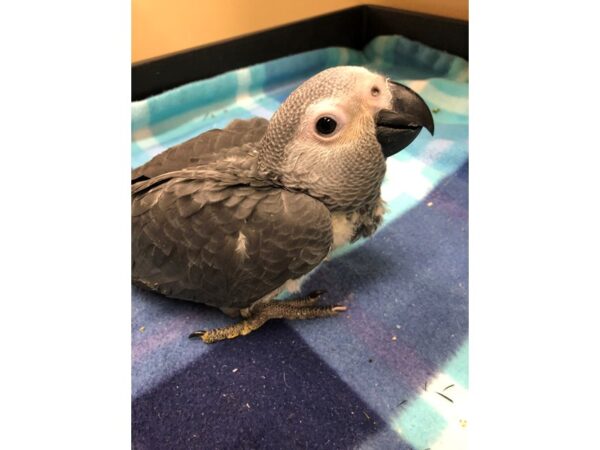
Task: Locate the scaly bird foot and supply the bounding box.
[189,290,346,344]
[275,289,327,308]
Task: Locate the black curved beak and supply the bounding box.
[375,80,435,158]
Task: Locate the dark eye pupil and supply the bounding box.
[316,117,337,135]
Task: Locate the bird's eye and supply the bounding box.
[371,86,380,96]
[315,116,337,135]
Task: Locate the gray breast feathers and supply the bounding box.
[132,176,333,309]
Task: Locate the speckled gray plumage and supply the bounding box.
[132,117,269,182]
[132,154,333,309]
[131,66,426,314]
[258,67,387,212]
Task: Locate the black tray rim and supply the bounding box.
[132,4,468,101]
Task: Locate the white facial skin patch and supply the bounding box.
[296,72,394,149]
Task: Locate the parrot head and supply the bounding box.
[258,66,434,211]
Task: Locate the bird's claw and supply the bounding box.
[308,289,327,299]
[188,293,347,344]
[188,330,206,339]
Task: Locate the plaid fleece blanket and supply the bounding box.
[132,35,468,450]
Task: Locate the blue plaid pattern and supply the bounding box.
[132,35,468,450]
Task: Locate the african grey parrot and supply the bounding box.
[132,66,434,343]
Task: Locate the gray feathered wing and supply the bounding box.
[132,117,269,182]
[132,170,333,310]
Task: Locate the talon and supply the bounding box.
[188,330,206,339]
[187,296,347,342]
[309,289,327,299]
